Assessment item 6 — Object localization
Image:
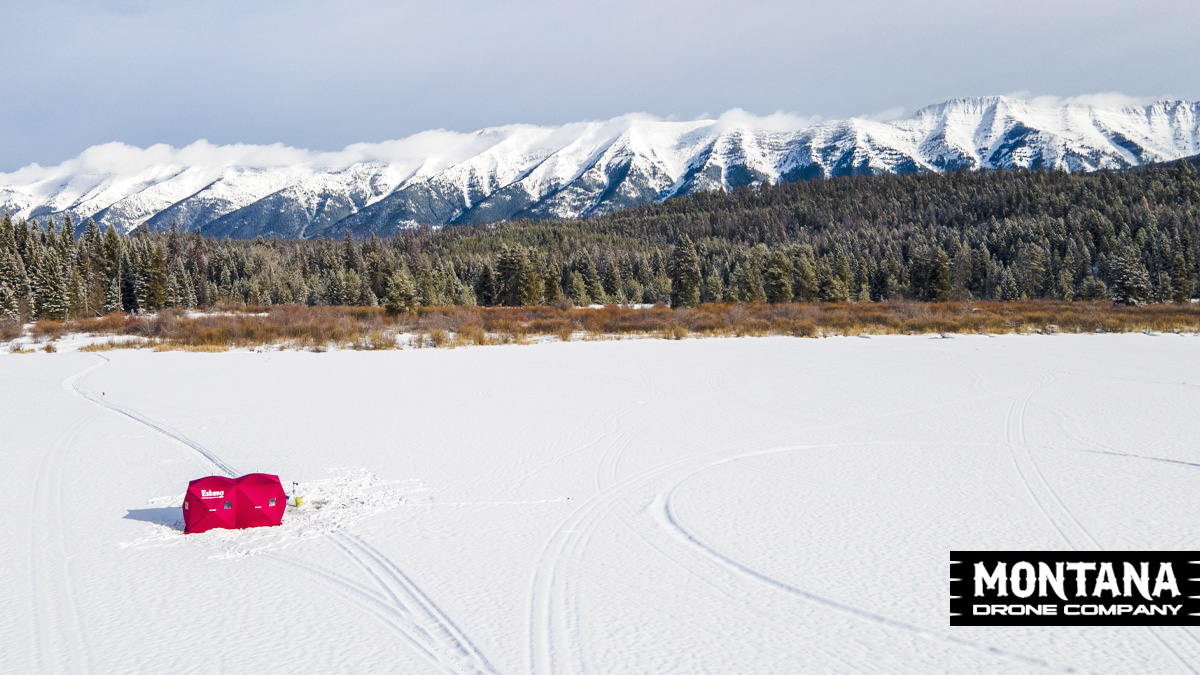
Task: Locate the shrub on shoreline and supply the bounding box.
[12,301,1194,352]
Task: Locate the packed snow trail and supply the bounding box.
[64,355,497,675]
[65,355,239,477]
[28,411,97,674]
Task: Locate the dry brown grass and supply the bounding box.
[457,324,489,346]
[428,329,452,348]
[0,318,21,341]
[34,301,1200,351]
[31,320,67,340]
[79,339,147,352]
[152,343,228,353]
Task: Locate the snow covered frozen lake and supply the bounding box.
[4,334,1200,674]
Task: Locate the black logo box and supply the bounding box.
[951,551,1200,626]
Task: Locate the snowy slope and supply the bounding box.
[4,335,1200,673]
[3,96,1200,237]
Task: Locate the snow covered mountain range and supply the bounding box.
[3,96,1199,238]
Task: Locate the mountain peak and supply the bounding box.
[3,96,1199,238]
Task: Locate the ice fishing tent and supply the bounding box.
[183,474,287,534]
[234,473,287,529]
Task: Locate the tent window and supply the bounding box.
[184,502,189,510]
[224,501,232,510]
[269,498,276,507]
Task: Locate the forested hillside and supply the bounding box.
[2,160,1198,321]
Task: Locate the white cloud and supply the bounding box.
[1007,91,1167,109]
[859,106,907,123]
[0,130,509,186]
[712,109,821,133]
[0,110,830,186]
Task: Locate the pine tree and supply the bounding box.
[120,252,140,313]
[701,267,724,303]
[1077,275,1107,301]
[384,268,418,314]
[31,248,70,320]
[1170,251,1191,303]
[931,247,953,302]
[582,257,605,305]
[105,277,123,313]
[568,271,588,306]
[474,264,497,306]
[496,247,527,306]
[542,265,563,304]
[1107,245,1152,305]
[792,247,819,301]
[0,280,18,320]
[996,269,1022,301]
[669,235,701,308]
[732,248,767,302]
[142,245,168,311]
[519,255,544,305]
[763,251,793,304]
[102,225,121,281]
[816,259,847,302]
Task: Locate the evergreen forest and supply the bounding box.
[2,159,1199,322]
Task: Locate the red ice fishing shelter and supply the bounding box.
[183,474,287,534]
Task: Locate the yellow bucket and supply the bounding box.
[293,496,303,508]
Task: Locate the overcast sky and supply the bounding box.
[2,0,1198,171]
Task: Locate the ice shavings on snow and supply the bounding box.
[121,469,428,558]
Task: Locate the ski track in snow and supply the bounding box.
[29,401,96,674]
[64,355,497,675]
[527,352,1073,674]
[954,353,1200,672]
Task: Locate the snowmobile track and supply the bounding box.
[657,454,1078,673]
[64,355,497,674]
[67,355,238,477]
[29,409,96,675]
[959,354,1200,672]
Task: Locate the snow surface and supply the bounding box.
[4,335,1200,673]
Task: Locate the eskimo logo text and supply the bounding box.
[201,490,224,499]
[950,552,1200,626]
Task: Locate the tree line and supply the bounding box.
[1,159,1198,321]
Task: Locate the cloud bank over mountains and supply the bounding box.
[2,95,1198,239]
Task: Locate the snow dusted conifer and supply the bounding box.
[582,256,605,305]
[474,264,497,306]
[120,252,141,313]
[567,271,588,306]
[791,247,819,301]
[763,250,793,304]
[669,235,702,308]
[0,280,18,320]
[732,248,767,302]
[32,249,70,320]
[1107,243,1152,305]
[104,277,123,313]
[702,266,724,304]
[357,273,378,306]
[384,267,418,314]
[67,267,85,317]
[542,266,562,305]
[996,269,1022,301]
[496,247,526,306]
[1170,251,1191,302]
